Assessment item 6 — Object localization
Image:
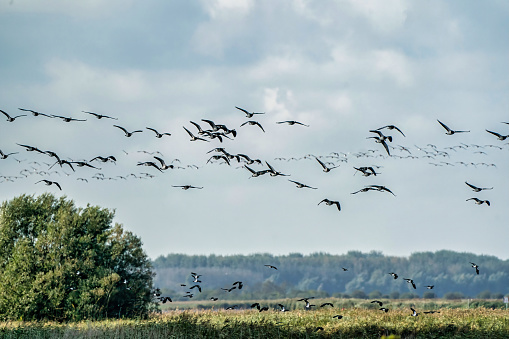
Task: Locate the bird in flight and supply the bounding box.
[367,130,392,156]
[404,278,416,289]
[367,185,396,196]
[240,120,265,132]
[470,262,480,275]
[371,300,383,307]
[183,126,209,142]
[52,115,86,122]
[235,106,265,118]
[264,264,277,270]
[153,156,174,170]
[318,198,341,211]
[466,198,490,206]
[333,315,343,319]
[315,157,340,172]
[388,272,398,279]
[0,149,18,159]
[173,185,203,190]
[425,285,434,289]
[146,127,171,138]
[244,165,270,178]
[82,111,118,120]
[1,109,27,122]
[437,120,470,135]
[35,179,62,190]
[410,308,419,317]
[485,129,509,141]
[288,180,317,189]
[380,308,389,313]
[376,125,405,137]
[320,302,334,308]
[465,182,493,192]
[18,108,53,117]
[276,120,309,127]
[114,125,143,137]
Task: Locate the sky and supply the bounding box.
[0,0,508,261]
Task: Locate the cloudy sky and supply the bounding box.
[1,0,508,260]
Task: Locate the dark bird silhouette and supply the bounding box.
[146,127,171,138]
[191,272,202,283]
[380,308,389,313]
[466,198,490,206]
[266,161,289,176]
[465,182,493,192]
[244,165,270,178]
[367,185,396,196]
[404,278,416,289]
[235,106,265,118]
[320,302,334,308]
[354,166,379,177]
[190,285,202,293]
[207,155,231,166]
[154,156,174,170]
[232,281,243,289]
[90,155,116,164]
[158,296,172,303]
[210,297,219,301]
[315,157,339,172]
[288,180,317,189]
[333,315,343,319]
[35,179,62,190]
[240,120,265,132]
[251,302,261,310]
[0,149,18,159]
[225,305,237,310]
[18,108,52,117]
[318,198,341,211]
[376,125,405,137]
[1,109,27,122]
[82,111,118,120]
[276,120,309,127]
[52,115,86,122]
[423,310,440,314]
[425,285,434,289]
[486,129,509,141]
[371,300,383,307]
[351,187,377,195]
[265,264,277,270]
[71,161,101,170]
[437,119,470,135]
[277,304,288,312]
[114,125,143,137]
[367,131,392,156]
[410,307,419,317]
[17,144,44,154]
[183,126,209,142]
[341,267,348,271]
[173,185,203,190]
[470,262,480,275]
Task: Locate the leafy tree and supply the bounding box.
[423,292,436,299]
[444,292,465,300]
[0,193,155,321]
[351,290,367,299]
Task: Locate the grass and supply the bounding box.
[0,307,508,338]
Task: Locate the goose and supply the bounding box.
[437,120,470,135]
[0,109,27,122]
[183,126,209,142]
[265,161,289,176]
[376,125,405,137]
[423,310,440,314]
[82,111,118,120]
[18,108,52,117]
[51,115,86,122]
[189,285,202,293]
[367,133,392,156]
[0,150,18,159]
[114,125,143,137]
[367,185,396,196]
[264,264,278,270]
[288,180,317,189]
[320,302,334,308]
[318,198,341,211]
[158,296,172,303]
[237,154,262,165]
[225,305,237,310]
[410,308,418,317]
[341,267,348,271]
[315,157,339,172]
[244,165,270,178]
[35,179,62,190]
[465,182,493,192]
[353,166,379,177]
[333,315,343,319]
[235,106,265,118]
[173,185,203,190]
[277,304,288,312]
[201,119,220,132]
[470,262,480,275]
[191,273,202,283]
[380,308,389,313]
[276,120,309,127]
[153,156,174,170]
[466,198,490,206]
[351,187,376,194]
[207,155,231,166]
[240,120,265,132]
[371,300,383,307]
[146,127,171,138]
[210,297,219,301]
[71,161,101,170]
[17,143,45,154]
[232,281,243,289]
[404,278,416,289]
[425,285,434,289]
[90,156,117,163]
[251,303,261,310]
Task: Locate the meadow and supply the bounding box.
[1,300,507,338]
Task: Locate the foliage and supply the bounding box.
[0,193,155,321]
[0,308,508,338]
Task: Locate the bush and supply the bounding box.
[0,193,155,321]
[389,291,400,299]
[368,290,382,299]
[444,292,465,300]
[400,292,419,299]
[423,292,436,299]
[351,290,367,299]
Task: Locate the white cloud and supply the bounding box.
[347,0,408,33]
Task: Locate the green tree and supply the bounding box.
[0,193,155,321]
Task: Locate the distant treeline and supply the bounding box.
[152,250,509,301]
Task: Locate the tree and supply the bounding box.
[0,193,155,321]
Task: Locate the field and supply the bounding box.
[1,300,507,338]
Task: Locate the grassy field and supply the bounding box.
[0,307,507,338]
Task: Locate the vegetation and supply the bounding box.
[0,308,507,338]
[0,193,155,321]
[153,251,509,301]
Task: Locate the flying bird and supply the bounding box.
[235,106,265,118]
[410,308,419,317]
[0,150,18,159]
[404,278,416,289]
[114,125,143,137]
[466,198,490,206]
[320,302,334,308]
[465,182,493,192]
[82,111,118,120]
[183,126,209,142]
[51,115,86,122]
[276,120,309,127]
[35,179,62,190]
[189,285,202,293]
[376,125,405,137]
[425,285,434,289]
[288,180,317,189]
[146,127,171,138]
[371,300,383,307]
[240,120,265,132]
[485,129,509,141]
[437,119,470,135]
[0,109,27,122]
[333,315,343,319]
[18,108,52,117]
[315,157,339,172]
[318,198,341,211]
[153,156,174,170]
[264,264,277,270]
[380,308,389,313]
[172,185,203,190]
[470,262,480,275]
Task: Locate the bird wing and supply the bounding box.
[183,126,195,138]
[393,126,405,136]
[235,106,249,114]
[255,122,265,132]
[0,109,11,118]
[381,140,391,156]
[437,120,451,132]
[114,125,128,134]
[315,157,327,169]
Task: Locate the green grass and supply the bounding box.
[0,308,508,338]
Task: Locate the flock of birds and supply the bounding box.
[1,105,507,319]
